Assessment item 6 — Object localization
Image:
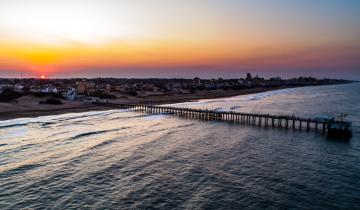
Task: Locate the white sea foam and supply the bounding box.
[170,88,300,109]
[0,109,124,128]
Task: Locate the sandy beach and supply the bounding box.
[0,86,300,121]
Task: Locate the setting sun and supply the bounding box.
[40,75,46,79]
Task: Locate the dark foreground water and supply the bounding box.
[0,83,359,210]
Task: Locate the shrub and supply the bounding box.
[89,91,116,99]
[128,91,138,96]
[0,89,24,102]
[39,98,63,105]
[32,92,64,99]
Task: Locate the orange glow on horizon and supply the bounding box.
[0,38,359,79]
[0,0,359,78]
[2,39,358,74]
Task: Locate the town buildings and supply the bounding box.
[0,74,351,101]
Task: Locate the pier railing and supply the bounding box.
[94,102,352,138]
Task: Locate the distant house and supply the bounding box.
[115,84,130,92]
[0,84,10,93]
[76,81,87,94]
[238,78,245,85]
[0,84,13,93]
[246,73,252,80]
[270,77,282,86]
[66,88,76,100]
[42,86,58,93]
[193,77,201,86]
[75,80,96,94]
[142,83,156,91]
[87,82,96,93]
[247,81,253,86]
[106,84,112,92]
[14,84,25,92]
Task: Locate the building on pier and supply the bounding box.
[327,114,352,139]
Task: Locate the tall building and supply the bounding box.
[246,73,252,81]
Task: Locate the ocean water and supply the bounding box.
[0,83,359,210]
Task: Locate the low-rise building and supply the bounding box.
[193,77,201,86]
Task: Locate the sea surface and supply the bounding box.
[0,83,359,210]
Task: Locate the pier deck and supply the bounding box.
[94,102,352,138]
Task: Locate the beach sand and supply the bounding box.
[0,87,289,121]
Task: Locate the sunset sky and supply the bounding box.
[0,0,359,79]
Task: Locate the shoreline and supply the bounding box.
[0,84,345,121]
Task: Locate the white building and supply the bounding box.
[66,88,77,100]
[14,84,25,92]
[42,86,58,93]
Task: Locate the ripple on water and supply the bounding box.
[0,84,359,210]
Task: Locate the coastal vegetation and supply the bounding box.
[0,89,24,102]
[88,90,116,99]
[39,98,63,105]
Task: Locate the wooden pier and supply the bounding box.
[94,102,352,138]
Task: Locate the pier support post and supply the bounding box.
[292,119,296,130]
[307,120,310,131]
